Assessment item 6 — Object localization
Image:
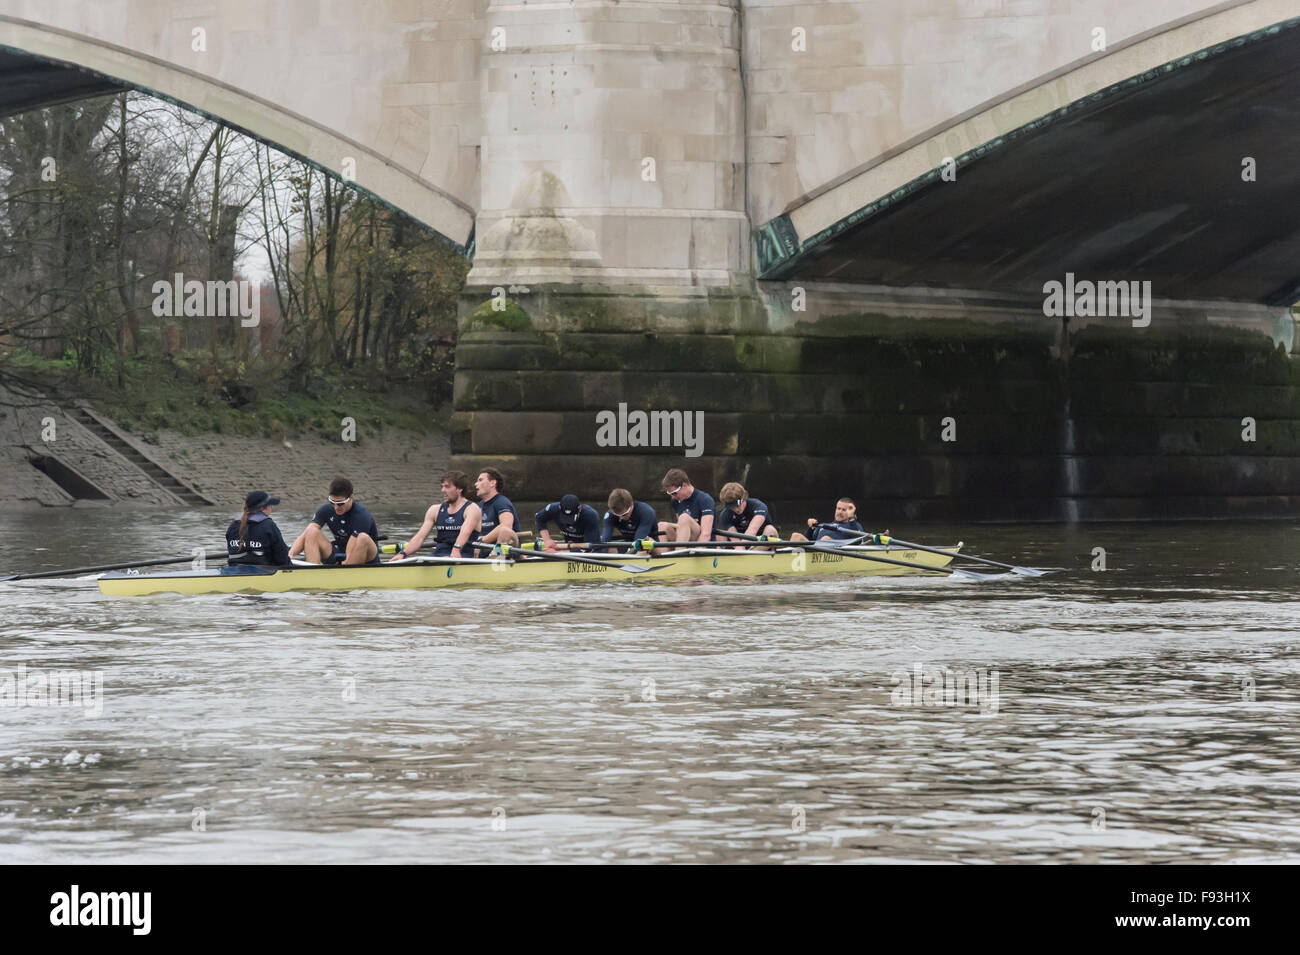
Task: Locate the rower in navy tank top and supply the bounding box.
[393,470,483,561]
[431,498,478,556]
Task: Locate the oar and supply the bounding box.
[878,535,1050,577]
[0,551,229,582]
[714,529,991,579]
[492,544,670,575]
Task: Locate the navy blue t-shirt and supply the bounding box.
[811,519,864,541]
[478,493,517,537]
[311,501,379,549]
[226,513,290,565]
[535,502,602,544]
[671,488,715,523]
[602,501,660,542]
[715,497,772,535]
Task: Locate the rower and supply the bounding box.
[790,497,866,543]
[226,490,290,566]
[473,468,519,547]
[601,488,660,552]
[715,482,777,541]
[535,494,601,551]
[658,468,715,542]
[391,470,482,561]
[289,476,380,565]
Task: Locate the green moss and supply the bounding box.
[466,299,533,332]
[2,346,448,441]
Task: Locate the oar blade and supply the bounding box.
[952,567,1000,580]
[623,562,672,574]
[1010,566,1051,577]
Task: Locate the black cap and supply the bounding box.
[560,493,580,515]
[245,490,280,510]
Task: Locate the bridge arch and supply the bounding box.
[0,13,476,250]
[759,0,1300,305]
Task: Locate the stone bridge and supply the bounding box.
[3,0,1299,519]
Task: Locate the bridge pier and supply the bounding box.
[451,282,1300,523]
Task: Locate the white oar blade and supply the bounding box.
[952,568,1000,580]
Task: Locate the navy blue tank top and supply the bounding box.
[433,500,478,555]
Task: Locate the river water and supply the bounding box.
[1,509,1298,864]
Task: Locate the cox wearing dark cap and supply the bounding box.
[534,493,602,552]
[226,490,290,566]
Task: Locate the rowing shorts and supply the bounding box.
[325,546,381,566]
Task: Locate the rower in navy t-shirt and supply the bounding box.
[226,490,290,565]
[473,467,519,547]
[714,482,778,540]
[289,477,380,565]
[601,487,660,552]
[658,468,715,542]
[535,494,602,550]
[791,497,868,543]
[392,470,482,560]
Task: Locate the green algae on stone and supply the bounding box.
[465,299,533,332]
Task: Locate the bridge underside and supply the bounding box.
[453,17,1300,522]
[775,19,1300,307]
[0,48,122,116]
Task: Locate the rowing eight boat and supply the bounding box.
[96,543,963,596]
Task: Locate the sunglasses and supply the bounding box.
[327,496,352,507]
[665,485,682,496]
[614,505,634,519]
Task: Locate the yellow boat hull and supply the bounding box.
[96,545,961,597]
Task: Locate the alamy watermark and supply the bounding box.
[595,402,703,458]
[1042,272,1151,328]
[49,885,150,935]
[0,665,103,717]
[890,663,1000,715]
[151,273,260,327]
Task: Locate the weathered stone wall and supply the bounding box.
[469,0,748,289]
[0,392,177,507]
[451,285,1300,522]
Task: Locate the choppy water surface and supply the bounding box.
[1,509,1298,863]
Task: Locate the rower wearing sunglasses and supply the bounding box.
[289,476,380,565]
[600,488,660,552]
[657,468,715,543]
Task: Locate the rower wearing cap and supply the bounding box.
[601,488,660,552]
[391,470,482,561]
[289,476,380,565]
[715,482,777,540]
[535,494,602,552]
[791,497,867,543]
[226,490,290,565]
[472,468,519,547]
[658,468,715,542]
